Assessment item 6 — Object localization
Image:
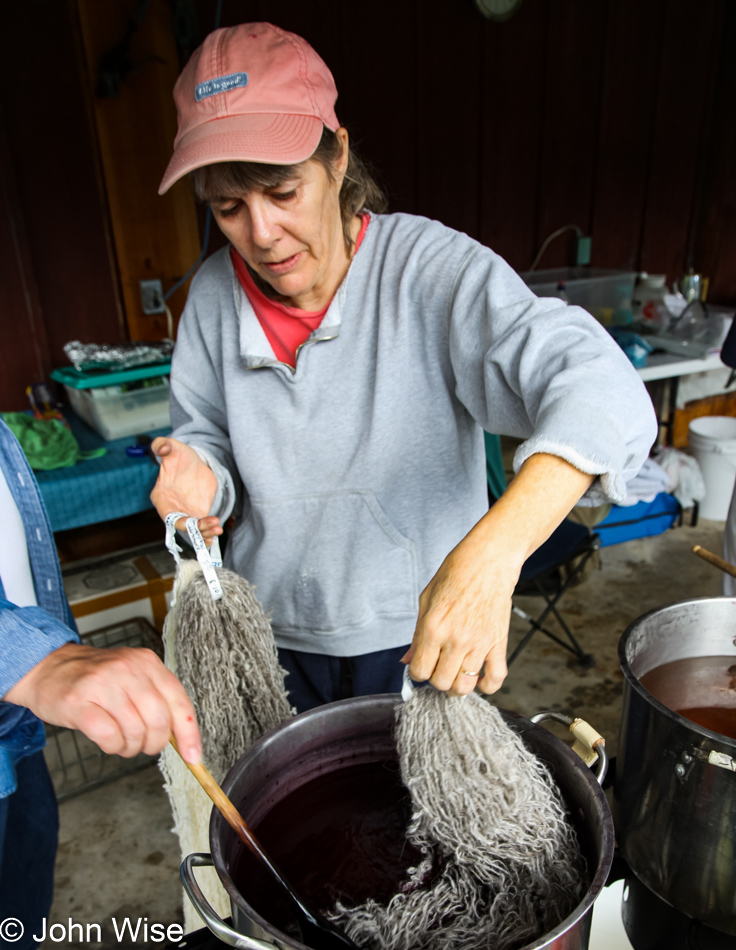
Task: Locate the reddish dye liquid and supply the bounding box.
[676,707,736,740]
[639,655,736,740]
[228,759,426,939]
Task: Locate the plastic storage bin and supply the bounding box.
[51,363,171,440]
[520,267,637,325]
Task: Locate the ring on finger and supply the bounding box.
[460,669,479,677]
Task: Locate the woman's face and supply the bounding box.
[209,129,351,311]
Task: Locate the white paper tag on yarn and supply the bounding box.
[164,511,223,601]
[164,511,188,566]
[207,534,222,568]
[185,517,223,601]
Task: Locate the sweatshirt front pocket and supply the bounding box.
[239,490,418,633]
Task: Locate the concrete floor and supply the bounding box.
[42,513,726,949]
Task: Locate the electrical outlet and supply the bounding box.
[139,279,165,314]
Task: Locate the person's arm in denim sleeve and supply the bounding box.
[0,598,202,763]
[0,597,79,699]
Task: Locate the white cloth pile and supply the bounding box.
[652,447,706,509]
[619,457,670,506]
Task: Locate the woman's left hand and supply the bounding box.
[402,530,523,696]
[402,453,596,696]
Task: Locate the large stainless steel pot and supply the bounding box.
[181,694,614,950]
[615,596,736,935]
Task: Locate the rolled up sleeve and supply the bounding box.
[448,249,657,504]
[0,599,79,699]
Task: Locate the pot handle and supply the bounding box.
[181,853,275,950]
[530,712,608,785]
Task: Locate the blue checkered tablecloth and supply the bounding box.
[36,412,170,532]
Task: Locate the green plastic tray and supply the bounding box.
[51,361,171,390]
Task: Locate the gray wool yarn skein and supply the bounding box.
[173,567,294,783]
[169,565,586,946]
[332,688,588,950]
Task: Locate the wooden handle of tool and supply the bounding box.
[168,735,318,928]
[692,544,736,579]
[169,734,254,851]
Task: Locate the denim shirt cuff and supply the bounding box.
[0,714,46,798]
[0,600,79,698]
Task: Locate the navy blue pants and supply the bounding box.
[278,645,409,714]
[0,752,58,950]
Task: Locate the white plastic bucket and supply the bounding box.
[688,416,736,520]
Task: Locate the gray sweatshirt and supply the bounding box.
[169,212,656,656]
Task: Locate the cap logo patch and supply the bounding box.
[195,72,249,101]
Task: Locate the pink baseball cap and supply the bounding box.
[159,22,340,194]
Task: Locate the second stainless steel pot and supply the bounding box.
[615,596,736,935]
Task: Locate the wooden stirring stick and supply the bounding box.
[692,544,736,579]
[168,735,359,950]
[169,734,254,849]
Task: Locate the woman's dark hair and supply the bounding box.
[191,127,388,254]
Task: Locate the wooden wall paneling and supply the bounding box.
[589,0,666,272]
[705,160,736,305]
[414,0,484,239]
[688,2,736,305]
[535,1,608,270]
[330,0,419,216]
[72,0,734,318]
[0,0,124,381]
[0,106,52,411]
[638,0,721,285]
[478,0,548,270]
[680,2,724,281]
[75,0,203,341]
[192,0,251,42]
[216,0,349,87]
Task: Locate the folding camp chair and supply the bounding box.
[508,519,600,667]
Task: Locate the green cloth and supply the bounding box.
[484,432,507,503]
[1,412,106,471]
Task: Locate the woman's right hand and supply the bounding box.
[150,437,222,541]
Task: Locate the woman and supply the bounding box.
[152,22,656,712]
